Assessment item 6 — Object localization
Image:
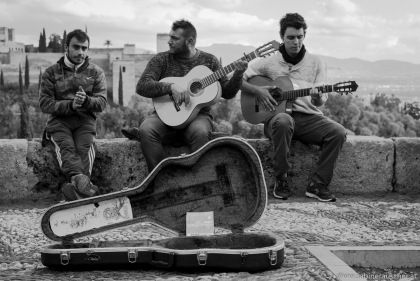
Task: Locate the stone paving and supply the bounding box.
[0,192,420,281]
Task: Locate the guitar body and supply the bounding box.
[40,137,267,242]
[241,76,295,124]
[153,65,222,129]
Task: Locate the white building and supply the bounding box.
[0,27,24,53]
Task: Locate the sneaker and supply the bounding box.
[273,177,292,200]
[305,181,336,202]
[61,182,82,201]
[71,174,98,197]
[121,127,141,141]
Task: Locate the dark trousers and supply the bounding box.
[139,113,214,172]
[264,112,346,186]
[46,116,96,181]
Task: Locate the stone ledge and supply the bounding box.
[0,136,418,201]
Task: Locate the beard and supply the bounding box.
[170,42,190,56]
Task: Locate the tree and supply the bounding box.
[40,28,47,52]
[62,30,67,53]
[38,67,42,91]
[104,40,112,49]
[18,63,33,139]
[24,55,30,89]
[38,28,47,52]
[48,33,62,53]
[403,102,420,120]
[118,66,123,106]
[38,33,43,52]
[0,69,4,88]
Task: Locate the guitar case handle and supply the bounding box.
[149,252,175,268]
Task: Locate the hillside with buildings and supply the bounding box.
[0,27,167,106]
[1,26,419,107]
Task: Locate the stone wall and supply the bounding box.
[0,136,418,201]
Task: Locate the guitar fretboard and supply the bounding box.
[200,51,259,88]
[273,85,334,101]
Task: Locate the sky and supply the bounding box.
[1,0,420,64]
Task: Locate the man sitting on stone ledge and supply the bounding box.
[122,19,247,172]
[240,13,346,202]
[39,29,107,201]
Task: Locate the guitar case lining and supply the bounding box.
[40,137,284,272]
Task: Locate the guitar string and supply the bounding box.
[200,51,257,88]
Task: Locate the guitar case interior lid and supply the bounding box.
[40,137,284,272]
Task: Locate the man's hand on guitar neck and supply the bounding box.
[310,85,327,107]
[170,84,191,107]
[232,59,248,78]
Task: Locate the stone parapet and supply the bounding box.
[393,137,420,193]
[0,136,418,201]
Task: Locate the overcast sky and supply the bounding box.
[1,0,420,64]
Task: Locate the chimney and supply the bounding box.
[156,33,169,53]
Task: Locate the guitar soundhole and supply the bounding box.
[190,81,203,95]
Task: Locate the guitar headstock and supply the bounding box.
[256,40,281,58]
[333,81,358,94]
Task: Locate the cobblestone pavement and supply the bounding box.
[0,193,420,281]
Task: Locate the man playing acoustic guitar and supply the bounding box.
[241,13,346,202]
[129,19,248,172]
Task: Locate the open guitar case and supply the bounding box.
[40,137,285,272]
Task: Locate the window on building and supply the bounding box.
[123,67,126,72]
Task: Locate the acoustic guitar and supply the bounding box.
[153,40,281,129]
[241,76,358,124]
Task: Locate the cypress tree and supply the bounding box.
[118,66,123,106]
[62,30,67,53]
[38,67,42,91]
[38,28,47,52]
[38,33,42,52]
[42,28,46,52]
[0,69,4,88]
[25,55,30,89]
[18,64,33,139]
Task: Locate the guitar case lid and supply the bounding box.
[41,137,268,241]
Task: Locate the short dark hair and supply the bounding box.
[279,13,308,37]
[172,19,197,41]
[66,29,90,48]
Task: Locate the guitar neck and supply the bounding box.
[201,50,259,88]
[273,84,334,101]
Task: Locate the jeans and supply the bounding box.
[264,112,346,186]
[139,113,214,172]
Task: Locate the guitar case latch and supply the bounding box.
[128,249,138,263]
[60,251,70,265]
[197,251,208,266]
[268,249,277,266]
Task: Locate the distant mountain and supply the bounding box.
[317,55,420,78]
[198,43,258,65]
[199,43,420,75]
[198,43,420,101]
[135,47,154,54]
